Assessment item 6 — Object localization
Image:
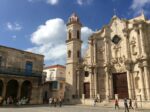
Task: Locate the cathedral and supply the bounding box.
[65,13,150,104]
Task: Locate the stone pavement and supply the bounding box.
[0,105,150,112]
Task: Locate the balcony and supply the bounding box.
[0,66,42,77]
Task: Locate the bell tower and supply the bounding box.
[65,13,82,100]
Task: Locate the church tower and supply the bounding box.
[65,13,82,100]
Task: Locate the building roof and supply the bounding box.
[0,45,44,57]
[44,64,66,69]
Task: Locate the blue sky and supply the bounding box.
[0,0,150,66]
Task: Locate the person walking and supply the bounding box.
[54,98,57,107]
[129,99,133,109]
[93,98,97,107]
[133,99,138,112]
[124,98,129,112]
[49,97,52,106]
[115,99,119,109]
[59,97,62,107]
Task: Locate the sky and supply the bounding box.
[0,0,150,66]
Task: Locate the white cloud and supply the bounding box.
[31,18,66,45]
[27,18,93,65]
[131,0,150,15]
[6,22,22,31]
[81,27,93,51]
[12,35,17,40]
[47,0,59,5]
[77,0,93,5]
[28,0,59,5]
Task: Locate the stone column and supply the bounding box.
[2,82,7,98]
[126,70,132,99]
[76,70,80,98]
[17,80,22,99]
[138,65,145,100]
[105,67,110,101]
[130,72,136,99]
[143,61,150,100]
[109,75,113,99]
[139,25,147,57]
[90,68,95,99]
[94,68,97,98]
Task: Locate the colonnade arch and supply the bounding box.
[21,80,32,99]
[6,79,18,99]
[0,79,3,96]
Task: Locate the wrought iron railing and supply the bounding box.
[0,66,42,77]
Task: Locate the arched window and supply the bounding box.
[68,50,71,58]
[77,30,80,39]
[77,50,80,58]
[68,31,72,40]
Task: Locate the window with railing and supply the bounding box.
[25,61,33,75]
[0,66,41,77]
[49,81,58,90]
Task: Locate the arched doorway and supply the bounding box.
[21,80,32,100]
[6,80,19,99]
[0,80,3,96]
[113,72,128,99]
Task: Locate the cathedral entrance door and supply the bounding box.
[83,82,90,98]
[113,72,128,99]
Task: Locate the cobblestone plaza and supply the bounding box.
[0,105,150,112]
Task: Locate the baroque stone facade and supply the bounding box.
[65,13,150,103]
[0,45,44,104]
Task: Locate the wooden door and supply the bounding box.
[84,82,90,98]
[113,72,128,99]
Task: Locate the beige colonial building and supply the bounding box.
[0,45,44,104]
[42,64,65,103]
[65,13,150,104]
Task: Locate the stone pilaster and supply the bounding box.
[126,70,132,99]
[138,65,146,101]
[90,69,94,99]
[17,80,23,99]
[139,24,147,58]
[143,61,150,100]
[105,67,110,101]
[94,68,97,98]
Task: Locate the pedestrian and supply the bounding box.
[133,99,137,112]
[115,99,119,109]
[129,99,133,109]
[49,97,52,106]
[124,98,129,112]
[59,97,62,107]
[93,98,97,107]
[54,98,57,107]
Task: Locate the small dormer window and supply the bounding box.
[112,35,121,44]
